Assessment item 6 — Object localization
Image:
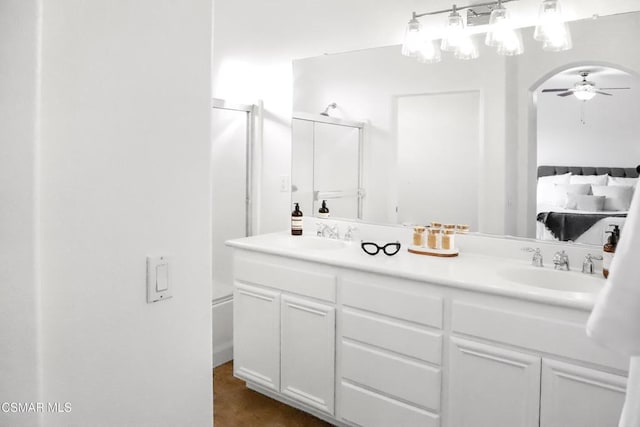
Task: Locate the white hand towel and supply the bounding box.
[587,188,640,427]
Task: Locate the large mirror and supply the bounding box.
[291,11,640,245]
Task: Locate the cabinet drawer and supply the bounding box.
[452,301,628,371]
[341,276,443,328]
[342,308,442,364]
[234,255,336,302]
[342,340,441,411]
[340,381,440,427]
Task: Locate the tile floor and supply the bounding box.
[213,361,333,427]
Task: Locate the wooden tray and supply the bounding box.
[408,245,459,257]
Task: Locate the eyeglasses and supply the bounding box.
[360,241,402,256]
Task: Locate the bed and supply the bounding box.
[536,165,639,245]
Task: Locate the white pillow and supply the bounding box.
[537,173,571,205]
[592,185,634,211]
[554,183,591,207]
[570,174,608,186]
[565,194,605,211]
[608,176,638,188]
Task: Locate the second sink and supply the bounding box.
[498,266,604,294]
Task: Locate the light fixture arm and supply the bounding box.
[412,0,518,19]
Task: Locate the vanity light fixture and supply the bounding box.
[485,0,524,56]
[441,5,466,52]
[534,0,572,51]
[401,0,572,64]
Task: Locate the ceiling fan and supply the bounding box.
[541,71,631,101]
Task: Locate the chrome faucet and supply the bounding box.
[343,225,357,242]
[582,254,603,274]
[522,247,544,267]
[553,250,570,271]
[316,223,328,237]
[327,224,340,240]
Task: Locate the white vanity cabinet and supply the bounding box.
[234,283,281,391]
[280,295,335,414]
[448,338,541,427]
[229,239,629,427]
[338,273,444,427]
[540,359,627,427]
[450,298,628,427]
[232,252,337,416]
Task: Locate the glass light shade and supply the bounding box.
[416,39,442,64]
[485,6,524,56]
[573,84,596,101]
[441,11,465,52]
[496,28,524,56]
[534,0,572,51]
[454,36,479,60]
[485,6,508,47]
[402,18,423,57]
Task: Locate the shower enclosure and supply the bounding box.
[211,98,256,367]
[291,113,365,220]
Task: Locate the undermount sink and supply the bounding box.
[279,236,347,251]
[498,266,604,293]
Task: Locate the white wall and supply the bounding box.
[36,1,213,425]
[397,92,480,228]
[212,0,640,235]
[0,1,41,426]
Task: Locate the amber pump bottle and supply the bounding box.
[318,200,330,219]
[291,203,303,236]
[603,225,620,278]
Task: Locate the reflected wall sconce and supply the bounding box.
[401,0,571,63]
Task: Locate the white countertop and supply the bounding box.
[226,232,604,311]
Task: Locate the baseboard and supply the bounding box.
[212,296,234,368]
[213,341,233,368]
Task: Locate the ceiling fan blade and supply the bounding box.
[542,88,570,92]
[599,87,631,90]
[557,91,574,97]
[596,91,613,96]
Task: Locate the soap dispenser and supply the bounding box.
[291,203,303,236]
[318,200,330,219]
[603,225,620,278]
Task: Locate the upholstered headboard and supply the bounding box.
[537,165,640,178]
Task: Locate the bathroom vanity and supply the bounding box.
[227,229,627,427]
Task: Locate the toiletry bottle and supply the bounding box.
[291,203,303,236]
[318,200,330,219]
[603,225,620,278]
[413,226,426,246]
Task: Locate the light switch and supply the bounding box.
[147,256,172,303]
[156,264,168,291]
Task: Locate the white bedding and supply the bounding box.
[536,203,627,245]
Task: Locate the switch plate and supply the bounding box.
[147,256,172,303]
[279,175,290,192]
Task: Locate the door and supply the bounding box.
[281,295,336,414]
[448,338,541,427]
[313,122,360,219]
[233,284,280,391]
[540,359,626,427]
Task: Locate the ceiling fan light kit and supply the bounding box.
[541,71,631,102]
[402,0,571,63]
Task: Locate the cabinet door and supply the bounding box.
[281,295,335,414]
[448,338,541,427]
[541,359,626,427]
[233,283,280,391]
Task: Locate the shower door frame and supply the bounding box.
[211,98,256,237]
